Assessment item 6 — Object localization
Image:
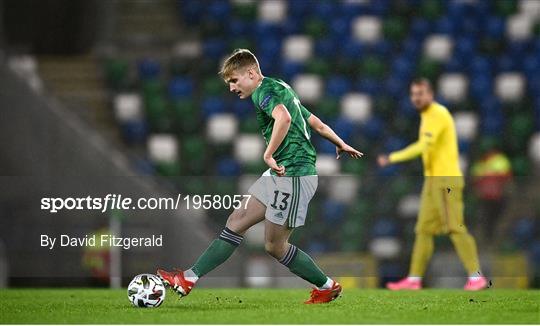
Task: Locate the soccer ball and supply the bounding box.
[127,274,166,308]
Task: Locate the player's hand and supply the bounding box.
[263,153,286,176]
[377,154,390,167]
[336,143,363,159]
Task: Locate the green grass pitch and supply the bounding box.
[0,288,538,324]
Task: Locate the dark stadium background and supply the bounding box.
[0,0,538,291]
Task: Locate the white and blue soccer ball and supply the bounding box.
[127,274,166,308]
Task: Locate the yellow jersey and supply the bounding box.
[389,102,462,177]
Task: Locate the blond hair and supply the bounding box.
[219,49,261,80]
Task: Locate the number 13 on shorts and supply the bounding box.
[248,174,318,228]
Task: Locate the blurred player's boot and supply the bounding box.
[304,280,342,304]
[386,277,422,290]
[464,276,488,291]
[156,268,194,297]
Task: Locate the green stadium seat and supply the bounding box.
[383,17,407,42]
[104,58,129,90]
[171,99,201,134]
[342,159,366,176]
[182,136,207,174]
[479,37,504,55]
[360,56,387,79]
[494,0,518,16]
[304,18,327,38]
[239,118,260,133]
[305,58,331,76]
[142,80,163,98]
[202,77,227,96]
[316,97,340,118]
[243,162,268,175]
[155,161,181,176]
[511,156,529,176]
[420,0,443,20]
[145,94,172,132]
[417,58,442,81]
[232,2,256,20]
[341,219,365,252]
[229,38,255,52]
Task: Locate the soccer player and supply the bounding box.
[377,78,487,291]
[158,49,363,303]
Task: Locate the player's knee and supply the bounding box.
[264,241,287,259]
[225,209,247,230]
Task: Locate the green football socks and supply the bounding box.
[190,227,243,277]
[279,244,328,288]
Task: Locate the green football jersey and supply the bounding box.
[251,77,317,176]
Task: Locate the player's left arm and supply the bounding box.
[263,104,291,176]
[308,113,363,159]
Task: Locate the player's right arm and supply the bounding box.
[308,114,363,159]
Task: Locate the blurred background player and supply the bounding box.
[377,78,487,291]
[471,142,513,243]
[158,49,363,304]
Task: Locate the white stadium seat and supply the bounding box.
[454,111,478,141]
[172,40,202,59]
[424,34,453,62]
[507,14,534,41]
[147,134,179,163]
[291,74,323,103]
[258,0,287,23]
[207,113,238,143]
[519,0,540,20]
[341,93,372,123]
[397,194,420,218]
[438,73,468,103]
[114,94,143,122]
[327,177,360,204]
[459,156,469,174]
[495,72,526,101]
[316,154,340,175]
[283,35,313,63]
[234,134,265,163]
[352,16,382,43]
[528,133,540,163]
[369,237,401,259]
[245,257,272,287]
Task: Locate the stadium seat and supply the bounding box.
[282,35,313,63]
[528,132,540,163]
[340,92,372,123]
[424,34,453,62]
[291,74,323,103]
[114,94,143,123]
[352,16,382,44]
[104,58,129,90]
[207,113,238,144]
[506,14,534,41]
[304,18,327,38]
[438,73,468,103]
[172,40,202,59]
[201,97,226,119]
[147,134,179,163]
[397,194,421,219]
[216,157,242,176]
[383,16,407,41]
[315,154,340,175]
[322,199,346,225]
[258,0,287,23]
[327,177,360,204]
[168,77,194,100]
[495,73,526,102]
[454,112,479,142]
[325,75,352,98]
[234,134,265,163]
[137,58,161,80]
